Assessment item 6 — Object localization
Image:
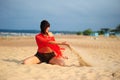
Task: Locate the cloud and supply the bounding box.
[0,0,120,31]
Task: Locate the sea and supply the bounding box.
[0,29,77,36]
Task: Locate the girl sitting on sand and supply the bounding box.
[23,20,70,66]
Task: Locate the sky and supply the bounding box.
[0,0,120,31]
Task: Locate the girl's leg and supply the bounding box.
[49,57,65,66]
[23,56,40,64]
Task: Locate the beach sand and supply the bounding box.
[0,35,120,80]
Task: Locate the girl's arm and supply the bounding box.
[48,32,70,47]
[48,41,70,47]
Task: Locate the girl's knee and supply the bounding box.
[23,56,40,64]
[59,62,65,66]
[49,57,65,66]
[23,57,33,64]
[23,59,30,64]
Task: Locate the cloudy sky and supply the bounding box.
[0,0,120,31]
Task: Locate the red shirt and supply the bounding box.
[35,33,63,58]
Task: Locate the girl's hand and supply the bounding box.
[61,41,70,47]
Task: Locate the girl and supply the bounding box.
[23,20,70,66]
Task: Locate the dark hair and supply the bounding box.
[40,20,50,34]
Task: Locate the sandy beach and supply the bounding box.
[0,35,120,80]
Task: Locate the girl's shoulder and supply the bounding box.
[35,33,43,38]
[48,32,54,37]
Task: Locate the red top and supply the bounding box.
[35,33,64,58]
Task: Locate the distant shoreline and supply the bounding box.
[0,29,77,36]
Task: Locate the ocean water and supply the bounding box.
[0,29,77,36]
